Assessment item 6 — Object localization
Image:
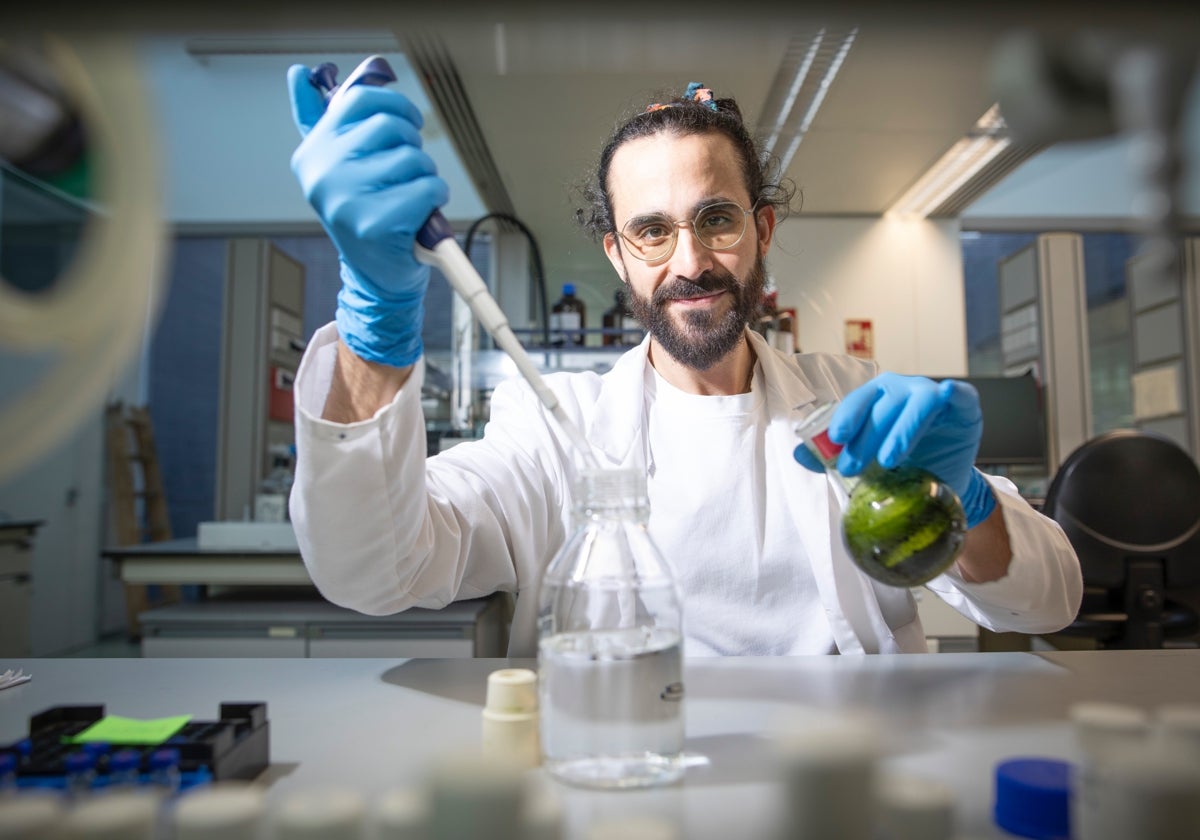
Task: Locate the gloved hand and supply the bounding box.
[287,64,449,368]
[793,373,997,528]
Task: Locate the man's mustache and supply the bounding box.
[651,271,739,306]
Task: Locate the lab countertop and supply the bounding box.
[0,651,1196,838]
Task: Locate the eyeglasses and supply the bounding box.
[618,200,758,262]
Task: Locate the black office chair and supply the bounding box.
[1043,430,1200,649]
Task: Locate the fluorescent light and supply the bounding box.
[764,30,826,155]
[759,27,858,171]
[888,105,1012,219]
[778,29,857,173]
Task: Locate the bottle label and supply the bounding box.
[551,312,583,345]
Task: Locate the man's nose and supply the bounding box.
[667,224,714,278]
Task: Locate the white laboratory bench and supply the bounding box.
[1,650,1196,838]
[101,538,510,657]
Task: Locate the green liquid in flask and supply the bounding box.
[797,402,967,587]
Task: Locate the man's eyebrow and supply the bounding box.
[624,196,738,224]
[689,196,737,216]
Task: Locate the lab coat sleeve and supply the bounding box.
[289,323,571,616]
[923,474,1083,634]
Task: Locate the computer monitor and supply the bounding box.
[1043,430,1200,648]
[937,372,1047,467]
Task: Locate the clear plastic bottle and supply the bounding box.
[794,401,967,587]
[537,468,685,789]
[550,283,586,347]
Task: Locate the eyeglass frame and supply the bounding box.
[614,199,762,262]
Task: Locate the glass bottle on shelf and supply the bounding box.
[602,289,635,347]
[550,283,586,347]
[794,401,967,587]
[537,468,685,789]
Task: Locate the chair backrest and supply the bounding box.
[1043,430,1200,591]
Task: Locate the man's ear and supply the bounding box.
[603,233,628,280]
[755,205,777,257]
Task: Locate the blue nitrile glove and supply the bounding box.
[287,64,449,368]
[793,373,997,528]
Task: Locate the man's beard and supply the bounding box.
[624,255,766,371]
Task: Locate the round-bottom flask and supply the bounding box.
[795,401,967,587]
[537,469,685,789]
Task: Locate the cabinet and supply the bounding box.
[216,239,304,521]
[138,592,508,659]
[0,521,40,656]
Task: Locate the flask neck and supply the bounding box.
[574,469,648,520]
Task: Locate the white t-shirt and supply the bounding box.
[645,364,836,656]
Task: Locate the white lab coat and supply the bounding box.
[291,322,1082,656]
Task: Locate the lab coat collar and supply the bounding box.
[588,337,653,469]
[750,332,872,654]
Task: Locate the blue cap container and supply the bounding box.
[993,757,1072,840]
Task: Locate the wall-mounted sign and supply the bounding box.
[845,319,874,360]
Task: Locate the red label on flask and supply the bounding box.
[812,430,843,461]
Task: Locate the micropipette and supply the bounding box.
[309,56,602,471]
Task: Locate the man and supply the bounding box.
[286,69,1082,656]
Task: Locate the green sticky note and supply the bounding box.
[63,714,192,746]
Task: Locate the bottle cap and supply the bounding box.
[587,817,678,840]
[522,786,564,840]
[0,796,66,837]
[428,754,523,840]
[1153,703,1200,767]
[373,788,427,840]
[485,668,538,715]
[173,784,265,839]
[273,789,366,838]
[992,757,1070,840]
[0,751,16,774]
[877,773,956,840]
[563,283,576,296]
[1069,702,1148,763]
[1156,703,1200,735]
[773,716,879,840]
[482,669,541,768]
[60,791,161,839]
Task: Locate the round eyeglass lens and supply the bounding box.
[695,202,748,249]
[620,202,750,261]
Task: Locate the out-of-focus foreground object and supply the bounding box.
[0,34,166,481]
[992,31,1197,298]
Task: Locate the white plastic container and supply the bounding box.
[173,783,265,840]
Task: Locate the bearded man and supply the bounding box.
[286,69,1081,656]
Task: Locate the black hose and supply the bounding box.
[462,213,551,347]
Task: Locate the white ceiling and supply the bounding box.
[418,18,1014,290]
[10,4,1193,296]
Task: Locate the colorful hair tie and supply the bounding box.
[644,82,720,114]
[684,81,718,112]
